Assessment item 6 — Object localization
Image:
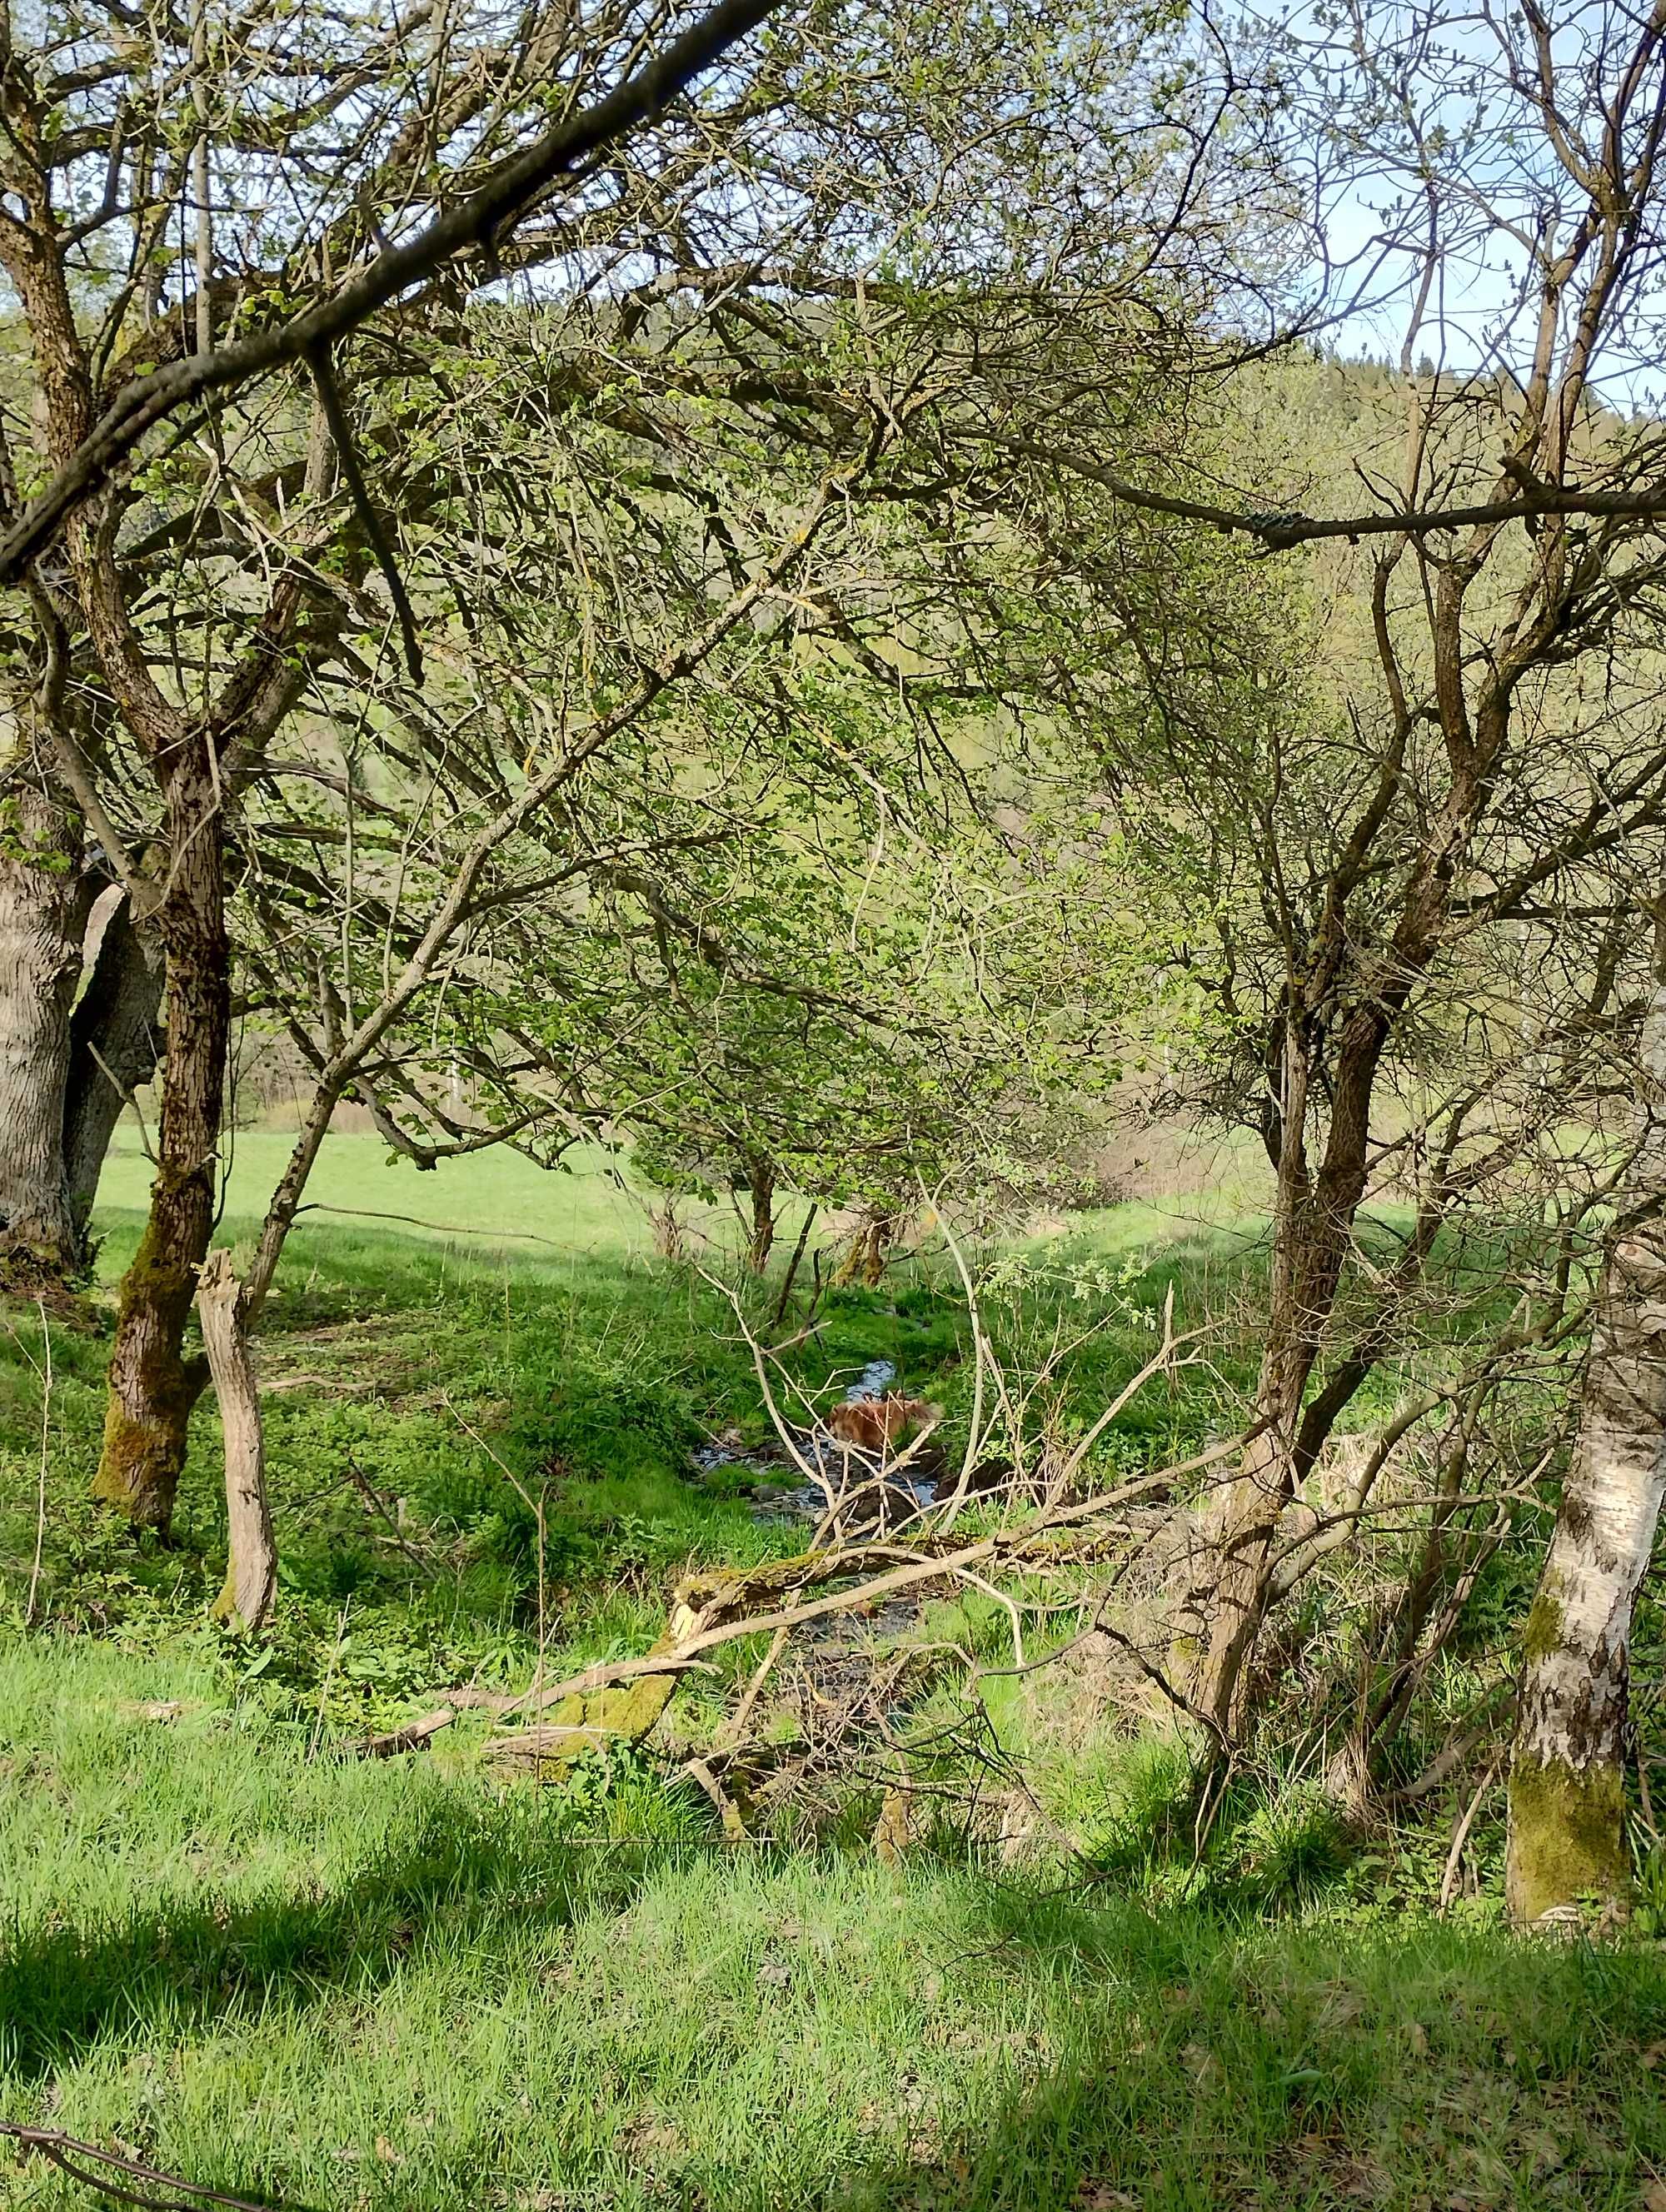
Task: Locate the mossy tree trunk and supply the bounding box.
[0,770,92,1289]
[1505,982,1666,1927]
[92,751,227,1532]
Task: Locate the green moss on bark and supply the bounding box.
[91,1400,189,1526]
[495,1673,681,1775]
[1506,1754,1629,1926]
[1521,1584,1566,1667]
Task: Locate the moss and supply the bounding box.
[89,1213,202,1529]
[504,1672,681,1773]
[91,1398,189,1528]
[1506,1754,1629,1926]
[0,1233,90,1300]
[1522,1582,1566,1667]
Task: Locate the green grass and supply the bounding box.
[2,1140,1662,2210]
[2,1642,1664,2212]
[96,1128,752,1260]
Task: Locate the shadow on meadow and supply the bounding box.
[4,1816,1664,2211]
[823,1880,1666,2212]
[0,1798,653,2082]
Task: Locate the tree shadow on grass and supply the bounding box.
[0,1798,660,2083]
[804,1879,1666,2212]
[257,1872,1666,2212]
[8,1844,1665,2212]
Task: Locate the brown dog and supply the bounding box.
[824,1395,942,1453]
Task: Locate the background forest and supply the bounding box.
[2,0,1666,2205]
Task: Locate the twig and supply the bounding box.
[87,1038,157,1163]
[718,1623,790,1746]
[292,1201,566,1246]
[441,1395,551,1718]
[307,1602,350,1761]
[305,340,423,681]
[1439,1754,1503,1914]
[767,1203,819,1334]
[926,1182,991,1532]
[342,1455,441,1574]
[356,1707,456,1757]
[683,1755,749,1842]
[1091,1608,1232,1756]
[1636,1752,1660,1846]
[0,2122,322,2212]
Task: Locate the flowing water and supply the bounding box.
[694,1355,941,1524]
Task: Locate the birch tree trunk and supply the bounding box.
[198,1249,277,1632]
[1505,980,1666,1927]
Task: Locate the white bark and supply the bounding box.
[1506,978,1666,1926]
[199,1250,277,1632]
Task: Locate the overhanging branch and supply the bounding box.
[0,0,787,582]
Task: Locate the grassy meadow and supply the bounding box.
[2,1136,1664,2211]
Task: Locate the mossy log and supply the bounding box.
[485,1671,682,1774]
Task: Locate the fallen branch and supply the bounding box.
[493,1431,1245,1731]
[355,1707,456,1758]
[0,2122,320,2212]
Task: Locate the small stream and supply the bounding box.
[695,1356,941,1525]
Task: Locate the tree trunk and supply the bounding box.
[1505,984,1666,1928]
[199,1249,277,1632]
[834,1213,896,1288]
[743,1153,776,1276]
[92,755,227,1531]
[1180,1004,1387,1739]
[64,889,163,1237]
[0,777,92,1289]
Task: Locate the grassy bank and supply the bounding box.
[2,1142,1661,2210]
[4,1642,1665,2212]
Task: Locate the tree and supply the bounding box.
[1080,0,1666,1745]
[1506,928,1666,1926]
[0,0,812,1518]
[2,0,1269,1537]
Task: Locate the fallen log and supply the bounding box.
[483,1433,1244,1761]
[481,1672,683,1772]
[356,1707,456,1757]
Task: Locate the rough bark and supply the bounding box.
[743,1151,776,1276]
[1505,983,1666,1927]
[92,754,227,1529]
[1180,722,1503,1739]
[1181,1014,1376,1736]
[0,775,92,1288]
[64,890,163,1236]
[198,1249,277,1632]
